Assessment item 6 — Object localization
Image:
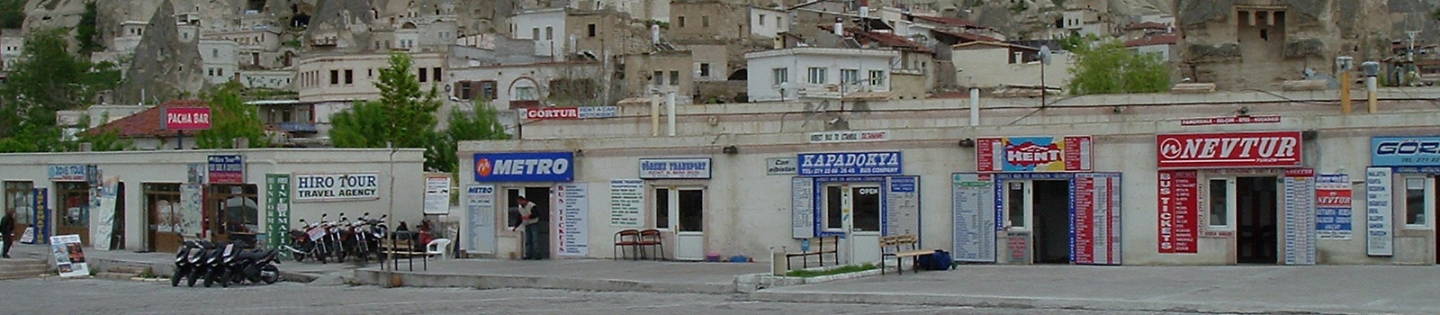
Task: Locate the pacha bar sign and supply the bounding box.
[294,173,380,202]
[1156,131,1302,169]
[473,152,575,182]
[163,107,212,130]
[797,151,902,176]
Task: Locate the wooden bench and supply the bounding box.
[881,234,935,275]
[380,233,428,271]
[784,236,839,270]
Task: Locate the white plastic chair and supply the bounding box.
[425,238,452,260]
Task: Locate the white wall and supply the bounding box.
[749,7,789,38]
[952,46,1074,90]
[512,9,566,60]
[746,48,899,102]
[447,63,604,110]
[199,40,240,85]
[240,70,296,90]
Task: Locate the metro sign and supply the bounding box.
[1157,131,1303,169]
[163,107,212,130]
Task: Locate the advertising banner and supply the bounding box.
[473,152,575,182]
[639,158,712,179]
[29,188,49,244]
[952,173,996,262]
[1365,167,1393,256]
[294,173,381,202]
[1316,174,1352,240]
[976,136,1092,172]
[465,185,496,254]
[47,165,87,181]
[1283,171,1317,265]
[609,179,644,227]
[766,157,796,175]
[553,183,588,256]
[162,107,212,130]
[1074,173,1122,265]
[797,151,902,176]
[1156,131,1303,169]
[1179,115,1281,126]
[50,234,88,278]
[808,130,890,143]
[791,177,814,238]
[423,174,451,214]
[885,176,919,237]
[180,184,203,238]
[578,106,620,119]
[207,155,245,184]
[265,174,291,255]
[1157,170,1197,253]
[90,177,118,251]
[1371,136,1440,167]
[186,163,206,184]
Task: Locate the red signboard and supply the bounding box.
[1179,115,1281,126]
[1158,170,1197,254]
[163,107,212,130]
[1156,131,1303,169]
[522,107,579,120]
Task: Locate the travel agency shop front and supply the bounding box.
[1367,135,1440,264]
[0,149,425,253]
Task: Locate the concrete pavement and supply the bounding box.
[751,265,1440,314]
[4,243,362,282]
[355,258,768,294]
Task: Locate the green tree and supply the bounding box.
[0,28,120,138]
[0,0,23,29]
[76,1,102,54]
[196,83,270,148]
[427,100,510,172]
[329,53,444,169]
[1067,40,1171,95]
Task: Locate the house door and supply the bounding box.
[4,182,33,242]
[1003,180,1071,264]
[145,184,182,252]
[822,183,882,264]
[655,187,705,260]
[55,182,91,246]
[1236,176,1279,264]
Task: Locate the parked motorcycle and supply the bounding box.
[171,241,202,287]
[229,248,281,285]
[185,241,216,287]
[203,243,237,288]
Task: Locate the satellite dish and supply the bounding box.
[1039,45,1052,65]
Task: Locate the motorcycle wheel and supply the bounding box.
[171,269,183,287]
[203,269,215,288]
[219,268,230,288]
[261,265,279,284]
[187,269,202,287]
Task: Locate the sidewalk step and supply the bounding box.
[95,272,140,280]
[106,266,152,275]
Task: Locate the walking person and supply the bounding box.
[1,209,14,258]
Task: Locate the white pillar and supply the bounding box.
[969,88,980,126]
[666,92,677,137]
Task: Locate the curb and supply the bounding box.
[88,256,318,283]
[354,268,736,294]
[745,290,1390,315]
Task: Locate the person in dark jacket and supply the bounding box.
[1,209,14,258]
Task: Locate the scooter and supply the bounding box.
[171,240,201,287]
[203,242,237,288]
[185,241,216,287]
[233,248,281,285]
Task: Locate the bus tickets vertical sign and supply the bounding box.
[265,174,291,257]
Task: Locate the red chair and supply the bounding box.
[613,229,640,260]
[637,229,664,260]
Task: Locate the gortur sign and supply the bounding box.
[294,173,381,202]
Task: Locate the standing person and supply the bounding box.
[512,197,542,260]
[1,209,14,258]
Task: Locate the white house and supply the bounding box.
[511,8,567,61]
[744,47,899,102]
[1125,34,1178,62]
[199,39,240,85]
[749,6,789,38]
[446,61,604,110]
[1,30,23,71]
[951,41,1073,91]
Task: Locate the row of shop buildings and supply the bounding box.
[0,149,425,253]
[456,90,1440,265]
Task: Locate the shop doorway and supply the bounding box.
[145,184,182,252]
[1237,176,1278,264]
[4,182,34,242]
[208,185,259,247]
[55,182,90,246]
[655,187,705,260]
[822,183,883,264]
[1003,180,1071,264]
[506,187,550,260]
[111,183,126,250]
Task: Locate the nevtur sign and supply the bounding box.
[1157,131,1303,169]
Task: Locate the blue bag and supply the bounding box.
[919,250,953,271]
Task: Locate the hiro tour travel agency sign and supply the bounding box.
[293,173,380,202]
[976,136,1092,172]
[796,151,902,176]
[1157,131,1303,169]
[473,152,574,182]
[638,158,712,179]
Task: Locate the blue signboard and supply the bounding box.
[1372,136,1440,167]
[473,152,575,182]
[207,155,245,184]
[797,151,902,176]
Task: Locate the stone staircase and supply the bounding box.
[96,265,152,280]
[0,258,52,280]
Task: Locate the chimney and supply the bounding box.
[834,17,844,37]
[651,24,660,45]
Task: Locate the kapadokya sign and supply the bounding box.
[639,158,712,179]
[808,130,889,144]
[1371,136,1440,167]
[207,155,245,184]
[162,107,213,130]
[473,152,574,182]
[1157,131,1303,169]
[977,136,1092,172]
[294,173,380,202]
[797,151,902,176]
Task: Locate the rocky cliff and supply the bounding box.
[113,0,204,104]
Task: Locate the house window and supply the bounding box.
[1209,178,1235,229]
[330,70,339,85]
[807,67,826,84]
[514,86,537,100]
[532,28,539,39]
[433,67,442,82]
[344,69,353,84]
[702,16,710,28]
[457,81,473,99]
[841,69,859,84]
[545,26,553,40]
[759,14,766,26]
[868,70,885,86]
[699,63,711,77]
[588,24,596,37]
[480,81,497,101]
[772,67,787,84]
[678,16,686,28]
[368,69,374,78]
[653,71,664,85]
[669,71,679,86]
[776,16,782,28]
[1405,177,1429,226]
[419,68,428,83]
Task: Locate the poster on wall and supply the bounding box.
[423,174,451,214]
[265,174,292,256]
[207,155,245,184]
[553,183,588,256]
[609,179,644,227]
[1316,174,1353,240]
[952,173,996,262]
[294,173,381,202]
[976,136,1093,172]
[89,177,119,251]
[29,188,49,244]
[1074,173,1122,265]
[1365,167,1394,256]
[180,184,204,238]
[1283,170,1317,265]
[186,163,207,184]
[50,234,88,277]
[465,185,496,254]
[791,177,814,238]
[1006,231,1030,263]
[1157,170,1197,254]
[885,176,920,237]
